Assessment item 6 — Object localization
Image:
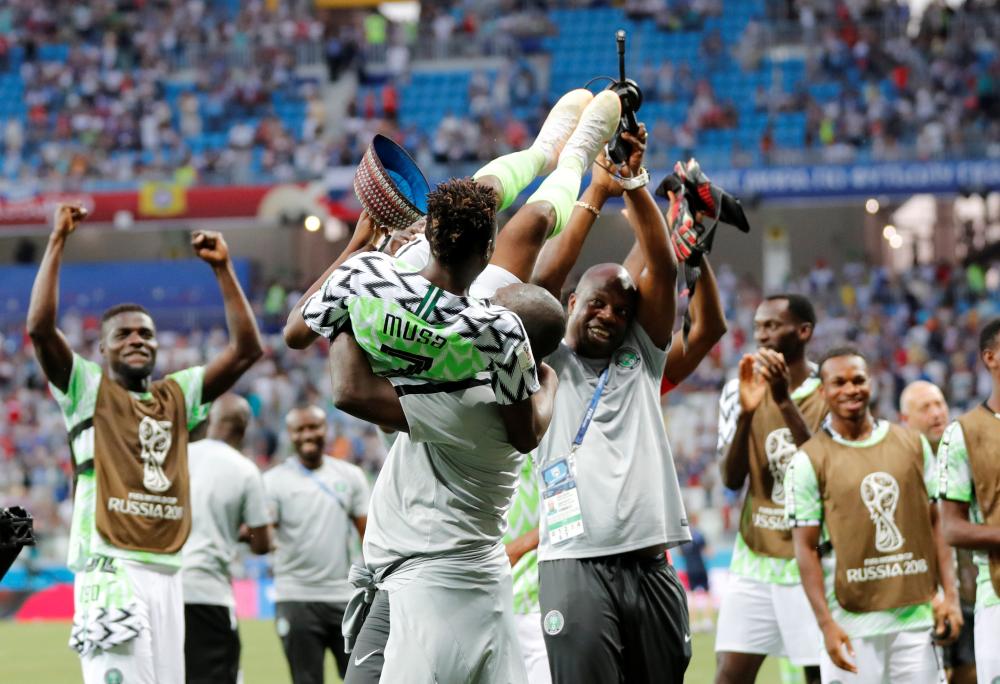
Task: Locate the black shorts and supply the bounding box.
[275,600,350,684]
[687,570,709,592]
[343,590,391,684]
[184,603,240,684]
[539,553,692,684]
[944,601,976,669]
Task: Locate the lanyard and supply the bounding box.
[571,367,610,453]
[297,461,347,512]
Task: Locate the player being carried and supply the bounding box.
[284,87,622,452]
[320,113,655,684]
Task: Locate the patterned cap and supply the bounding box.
[353,134,429,231]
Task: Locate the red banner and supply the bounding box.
[0,185,361,227]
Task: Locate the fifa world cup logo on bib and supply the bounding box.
[138,415,173,493]
[764,428,797,504]
[860,471,904,553]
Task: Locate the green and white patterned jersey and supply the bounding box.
[785,420,936,638]
[51,354,205,571]
[503,457,541,615]
[938,419,1000,611]
[717,373,822,585]
[301,251,539,404]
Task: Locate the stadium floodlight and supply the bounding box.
[888,233,904,250]
[882,224,897,240]
[304,215,322,232]
[866,198,880,214]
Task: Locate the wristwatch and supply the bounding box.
[620,167,649,191]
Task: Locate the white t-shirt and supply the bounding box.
[536,326,691,560]
[181,439,271,606]
[264,456,370,603]
[363,379,524,570]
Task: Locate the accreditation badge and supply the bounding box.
[542,459,584,544]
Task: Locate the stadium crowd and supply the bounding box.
[4,254,998,562]
[0,0,996,190]
[2,0,350,187]
[354,0,1000,169]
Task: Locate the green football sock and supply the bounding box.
[473,148,546,211]
[525,165,583,238]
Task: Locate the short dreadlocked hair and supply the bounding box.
[425,178,497,267]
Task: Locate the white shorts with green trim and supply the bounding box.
[975,603,1000,682]
[819,628,939,684]
[515,612,551,684]
[714,572,822,666]
[74,558,184,684]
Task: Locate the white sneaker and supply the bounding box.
[530,89,594,175]
[557,89,622,174]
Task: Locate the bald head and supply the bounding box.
[566,263,638,360]
[286,405,327,466]
[286,405,325,428]
[206,393,252,449]
[899,381,949,448]
[577,263,636,297]
[492,283,566,358]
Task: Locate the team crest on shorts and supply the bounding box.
[543,609,565,635]
[104,668,123,684]
[614,348,640,370]
[276,616,290,637]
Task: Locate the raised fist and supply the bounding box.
[53,204,88,238]
[191,230,231,267]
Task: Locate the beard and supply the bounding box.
[113,358,155,381]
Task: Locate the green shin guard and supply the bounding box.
[473,148,546,211]
[525,166,582,238]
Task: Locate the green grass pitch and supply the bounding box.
[0,620,784,683]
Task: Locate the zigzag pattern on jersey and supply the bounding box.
[505,463,541,542]
[350,296,510,383]
[307,251,536,401]
[354,252,426,312]
[506,461,542,613]
[717,378,740,455]
[69,605,145,655]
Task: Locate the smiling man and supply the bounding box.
[263,406,370,684]
[27,205,263,684]
[786,347,961,683]
[527,134,691,683]
[715,295,826,684]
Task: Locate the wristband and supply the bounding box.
[574,201,601,217]
[620,167,649,191]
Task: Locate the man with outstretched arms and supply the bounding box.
[939,318,1000,682]
[182,394,271,684]
[787,347,961,683]
[715,295,826,684]
[284,88,622,454]
[526,122,690,683]
[326,284,565,684]
[491,143,727,684]
[26,206,263,684]
[264,405,370,684]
